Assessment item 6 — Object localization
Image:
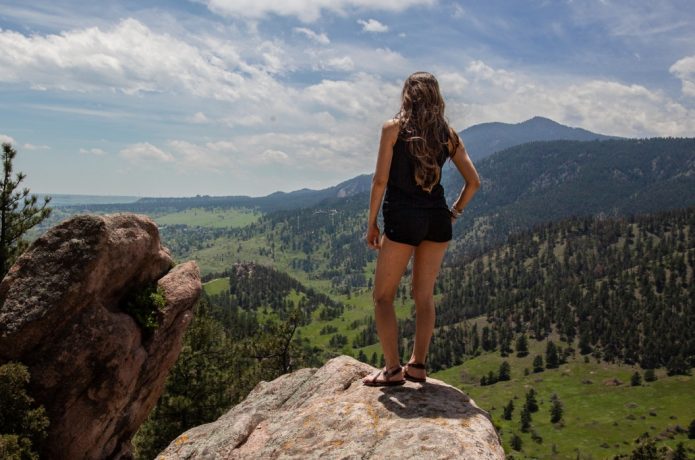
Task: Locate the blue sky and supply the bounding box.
[1,0,694,197]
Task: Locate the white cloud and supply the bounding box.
[670,56,695,97]
[257,40,293,74]
[23,143,50,150]
[187,112,209,124]
[358,19,389,33]
[198,0,435,22]
[119,143,174,162]
[466,60,517,91]
[257,149,290,164]
[221,114,265,127]
[1,134,16,145]
[167,140,236,172]
[439,60,695,137]
[438,72,469,97]
[80,148,107,156]
[293,27,330,45]
[0,18,245,100]
[341,47,408,75]
[304,73,400,118]
[567,1,694,40]
[323,56,355,71]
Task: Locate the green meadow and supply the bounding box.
[152,207,261,228]
[431,335,695,459]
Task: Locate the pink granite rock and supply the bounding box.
[158,355,505,459]
[0,213,202,459]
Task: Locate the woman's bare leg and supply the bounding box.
[409,239,449,376]
[371,234,413,372]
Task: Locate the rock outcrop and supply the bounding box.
[158,355,505,459]
[0,213,202,460]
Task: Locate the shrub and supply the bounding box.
[644,368,656,382]
[0,363,49,459]
[122,282,167,332]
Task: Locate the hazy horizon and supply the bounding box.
[2,0,694,197]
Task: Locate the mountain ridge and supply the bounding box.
[459,115,620,161]
[57,116,623,212]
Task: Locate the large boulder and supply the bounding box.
[159,355,505,459]
[0,213,202,459]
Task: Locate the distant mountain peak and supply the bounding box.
[523,116,559,124]
[459,116,620,160]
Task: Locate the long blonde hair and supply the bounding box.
[396,71,452,192]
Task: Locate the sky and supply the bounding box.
[0,0,694,198]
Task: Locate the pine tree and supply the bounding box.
[545,340,559,369]
[688,419,695,439]
[498,361,511,381]
[0,362,49,458]
[487,370,497,385]
[578,326,592,355]
[520,406,531,432]
[0,143,52,278]
[532,355,544,373]
[673,442,687,460]
[510,432,522,451]
[550,397,563,423]
[503,400,514,420]
[515,334,529,357]
[630,371,642,386]
[357,350,368,363]
[524,388,539,413]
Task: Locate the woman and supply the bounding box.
[362,71,481,386]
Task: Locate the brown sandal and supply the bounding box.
[363,365,406,387]
[404,362,427,383]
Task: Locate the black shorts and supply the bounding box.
[383,207,452,246]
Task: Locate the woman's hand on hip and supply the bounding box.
[366,223,381,250]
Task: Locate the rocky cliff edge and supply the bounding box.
[158,355,505,459]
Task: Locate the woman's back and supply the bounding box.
[383,126,450,213]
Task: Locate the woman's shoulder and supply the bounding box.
[381,118,401,143]
[446,125,463,158]
[381,118,400,132]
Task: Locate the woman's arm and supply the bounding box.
[448,133,481,218]
[366,119,398,249]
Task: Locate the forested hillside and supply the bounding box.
[425,206,694,373]
[443,137,695,258]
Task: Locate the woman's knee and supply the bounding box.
[411,285,434,308]
[372,291,396,309]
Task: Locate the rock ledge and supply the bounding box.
[159,355,505,459]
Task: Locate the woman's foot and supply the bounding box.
[363,365,406,387]
[404,361,427,383]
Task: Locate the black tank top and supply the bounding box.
[383,127,450,212]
